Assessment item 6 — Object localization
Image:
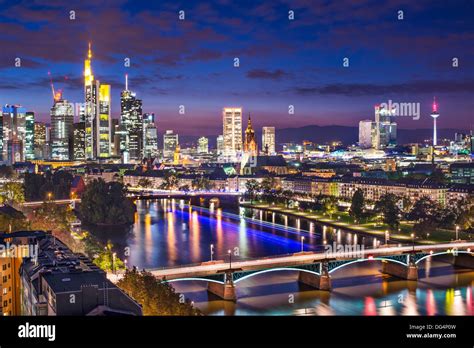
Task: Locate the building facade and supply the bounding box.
[262,126,276,155]
[50,98,74,161]
[222,107,242,161]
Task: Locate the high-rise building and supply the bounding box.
[222,107,242,161]
[50,95,74,160]
[243,115,257,156]
[163,130,178,160]
[373,105,397,149]
[262,126,276,155]
[2,105,26,163]
[198,136,209,154]
[83,43,111,160]
[73,122,85,160]
[216,135,224,155]
[143,113,158,159]
[358,120,374,149]
[431,97,439,147]
[33,121,46,159]
[120,75,143,161]
[25,112,35,160]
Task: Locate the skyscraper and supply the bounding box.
[83,43,111,160]
[222,107,242,161]
[25,112,35,160]
[431,97,439,147]
[198,136,209,154]
[163,130,178,160]
[2,105,26,163]
[73,122,85,160]
[243,115,257,156]
[374,105,397,149]
[143,113,158,159]
[216,135,224,155]
[50,95,74,160]
[358,120,374,149]
[120,74,143,161]
[262,126,276,155]
[34,121,46,159]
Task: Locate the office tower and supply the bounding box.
[50,95,74,160]
[114,124,128,162]
[163,130,178,160]
[110,118,119,156]
[222,107,242,161]
[33,121,46,159]
[73,122,86,160]
[120,74,143,161]
[2,105,27,163]
[374,105,397,149]
[262,126,276,155]
[243,115,257,156]
[359,120,374,149]
[431,97,439,146]
[216,135,224,155]
[198,136,209,154]
[84,44,111,160]
[143,113,158,159]
[25,112,35,160]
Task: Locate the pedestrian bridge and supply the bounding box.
[147,242,474,301]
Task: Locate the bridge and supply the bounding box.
[142,242,474,301]
[20,198,80,208]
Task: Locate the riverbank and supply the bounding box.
[240,203,461,245]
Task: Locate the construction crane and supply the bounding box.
[47,71,62,102]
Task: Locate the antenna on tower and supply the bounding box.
[48,71,55,102]
[125,73,128,91]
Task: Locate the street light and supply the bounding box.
[385,230,389,245]
[112,252,116,274]
[210,244,214,262]
[301,236,305,252]
[411,233,415,252]
[47,192,52,201]
[228,249,232,270]
[455,225,459,241]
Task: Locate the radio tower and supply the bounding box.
[430,97,439,146]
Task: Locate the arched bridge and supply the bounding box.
[143,242,474,301]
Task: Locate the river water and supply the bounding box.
[91,199,474,316]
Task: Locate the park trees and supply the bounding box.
[374,193,401,231]
[245,179,261,204]
[80,179,135,226]
[349,189,365,222]
[117,268,200,316]
[0,182,25,205]
[159,171,180,191]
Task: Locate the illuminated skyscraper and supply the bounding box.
[431,97,439,146]
[25,112,35,160]
[373,105,397,149]
[262,126,276,155]
[222,107,242,161]
[120,74,143,161]
[50,95,74,160]
[143,113,158,159]
[2,105,26,163]
[198,136,209,154]
[34,121,46,159]
[73,122,85,160]
[216,135,224,155]
[83,43,111,159]
[163,130,178,160]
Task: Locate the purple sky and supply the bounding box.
[0,0,473,135]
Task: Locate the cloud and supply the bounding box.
[247,69,289,80]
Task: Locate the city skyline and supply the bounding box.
[0,0,473,135]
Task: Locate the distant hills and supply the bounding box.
[174,125,469,148]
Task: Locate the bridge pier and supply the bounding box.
[207,272,237,301]
[298,262,331,291]
[453,253,474,269]
[382,260,418,281]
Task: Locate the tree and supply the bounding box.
[138,178,153,189]
[159,172,179,191]
[80,179,135,225]
[245,179,261,204]
[374,193,401,231]
[93,241,125,272]
[29,202,76,232]
[0,182,25,205]
[179,184,190,194]
[117,268,200,316]
[406,197,435,223]
[349,189,365,222]
[191,176,212,191]
[322,196,338,218]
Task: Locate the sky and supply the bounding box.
[0,0,473,136]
